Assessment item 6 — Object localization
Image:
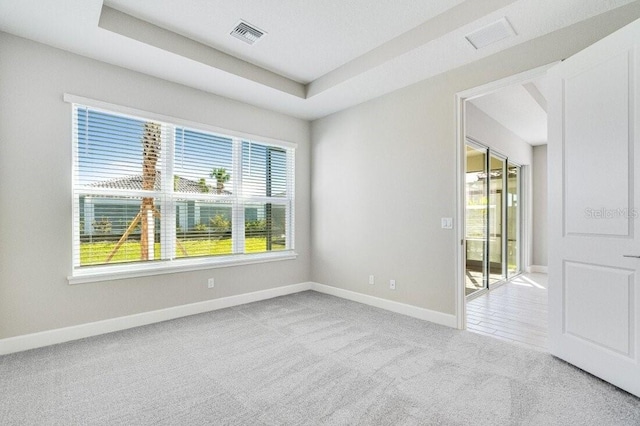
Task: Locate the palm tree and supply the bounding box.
[210,167,230,194]
[106,121,161,263]
[139,122,161,260]
[198,177,209,193]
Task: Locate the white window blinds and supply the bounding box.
[71,102,295,272]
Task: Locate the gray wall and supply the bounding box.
[0,33,311,339]
[1,4,637,340]
[532,145,548,267]
[310,10,638,315]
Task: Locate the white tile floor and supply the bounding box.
[466,273,548,351]
[465,269,510,296]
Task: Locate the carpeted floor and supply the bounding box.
[1,291,639,425]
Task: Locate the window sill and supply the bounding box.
[67,251,298,285]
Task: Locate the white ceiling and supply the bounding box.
[470,79,548,145]
[105,0,468,84]
[0,0,636,120]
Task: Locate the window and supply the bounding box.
[70,98,295,280]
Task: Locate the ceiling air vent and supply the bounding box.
[465,17,516,50]
[230,21,265,45]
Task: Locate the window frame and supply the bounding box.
[66,94,297,284]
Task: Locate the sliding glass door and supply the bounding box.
[465,140,521,297]
[507,162,520,278]
[488,153,506,286]
[465,143,488,296]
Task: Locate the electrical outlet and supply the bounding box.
[207,278,215,289]
[368,275,375,285]
[390,279,396,290]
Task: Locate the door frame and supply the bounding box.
[454,62,557,329]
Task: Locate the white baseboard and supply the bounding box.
[528,265,548,273]
[0,282,312,356]
[310,282,457,328]
[0,281,458,355]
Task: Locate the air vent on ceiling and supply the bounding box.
[465,17,516,50]
[230,20,265,45]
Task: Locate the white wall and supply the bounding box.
[532,145,548,267]
[0,33,311,339]
[465,103,533,166]
[310,10,636,315]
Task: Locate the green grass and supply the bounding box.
[80,238,285,266]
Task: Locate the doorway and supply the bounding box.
[464,141,521,298]
[455,17,640,397]
[454,63,553,350]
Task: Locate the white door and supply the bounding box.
[548,18,640,397]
